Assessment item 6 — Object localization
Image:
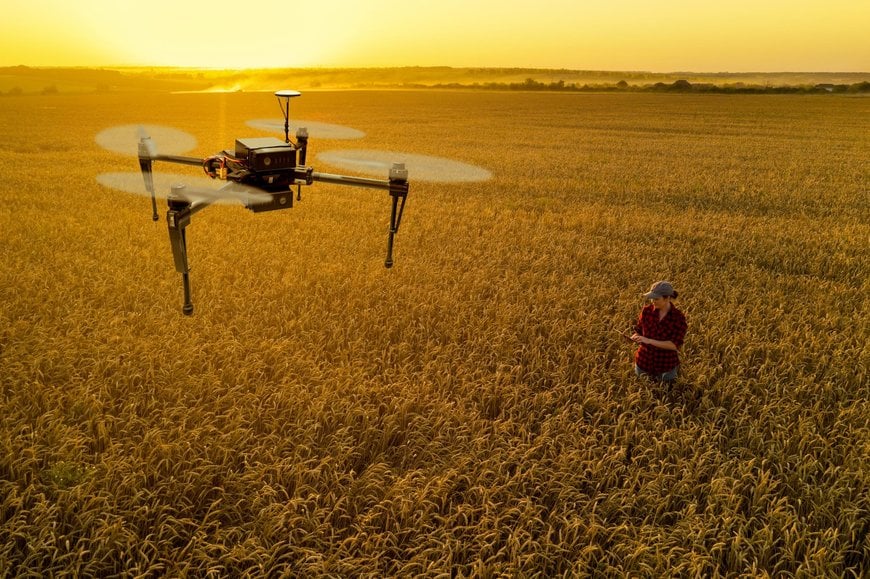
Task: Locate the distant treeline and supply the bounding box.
[424,78,870,94]
[2,65,868,95]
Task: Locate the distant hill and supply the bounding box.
[1,65,867,95]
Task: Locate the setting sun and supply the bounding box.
[3,0,868,71]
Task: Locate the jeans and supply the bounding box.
[635,364,678,382]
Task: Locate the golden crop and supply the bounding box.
[1,89,868,576]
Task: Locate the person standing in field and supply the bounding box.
[631,281,687,382]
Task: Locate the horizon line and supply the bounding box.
[2,64,868,75]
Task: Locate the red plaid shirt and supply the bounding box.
[634,303,687,374]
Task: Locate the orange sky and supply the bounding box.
[2,0,868,71]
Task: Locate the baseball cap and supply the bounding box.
[643,281,678,299]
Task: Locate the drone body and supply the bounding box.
[138,90,409,315]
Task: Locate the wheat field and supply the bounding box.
[1,89,868,576]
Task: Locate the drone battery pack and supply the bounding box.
[235,137,297,172]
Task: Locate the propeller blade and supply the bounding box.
[96,172,273,206]
[245,119,365,140]
[173,183,274,206]
[95,124,197,157]
[316,149,492,183]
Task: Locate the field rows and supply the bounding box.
[1,90,868,576]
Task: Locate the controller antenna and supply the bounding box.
[274,90,302,144]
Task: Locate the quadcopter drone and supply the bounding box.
[137,90,409,315]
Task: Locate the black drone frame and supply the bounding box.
[138,90,409,315]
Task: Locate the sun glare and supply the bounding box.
[1,0,868,71]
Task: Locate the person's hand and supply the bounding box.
[630,333,645,344]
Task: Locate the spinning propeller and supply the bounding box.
[95,124,198,157]
[245,119,366,140]
[96,172,273,206]
[316,150,492,183]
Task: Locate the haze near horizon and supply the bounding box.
[3,0,868,72]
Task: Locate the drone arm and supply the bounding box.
[310,167,410,267]
[309,171,394,190]
[153,154,204,167]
